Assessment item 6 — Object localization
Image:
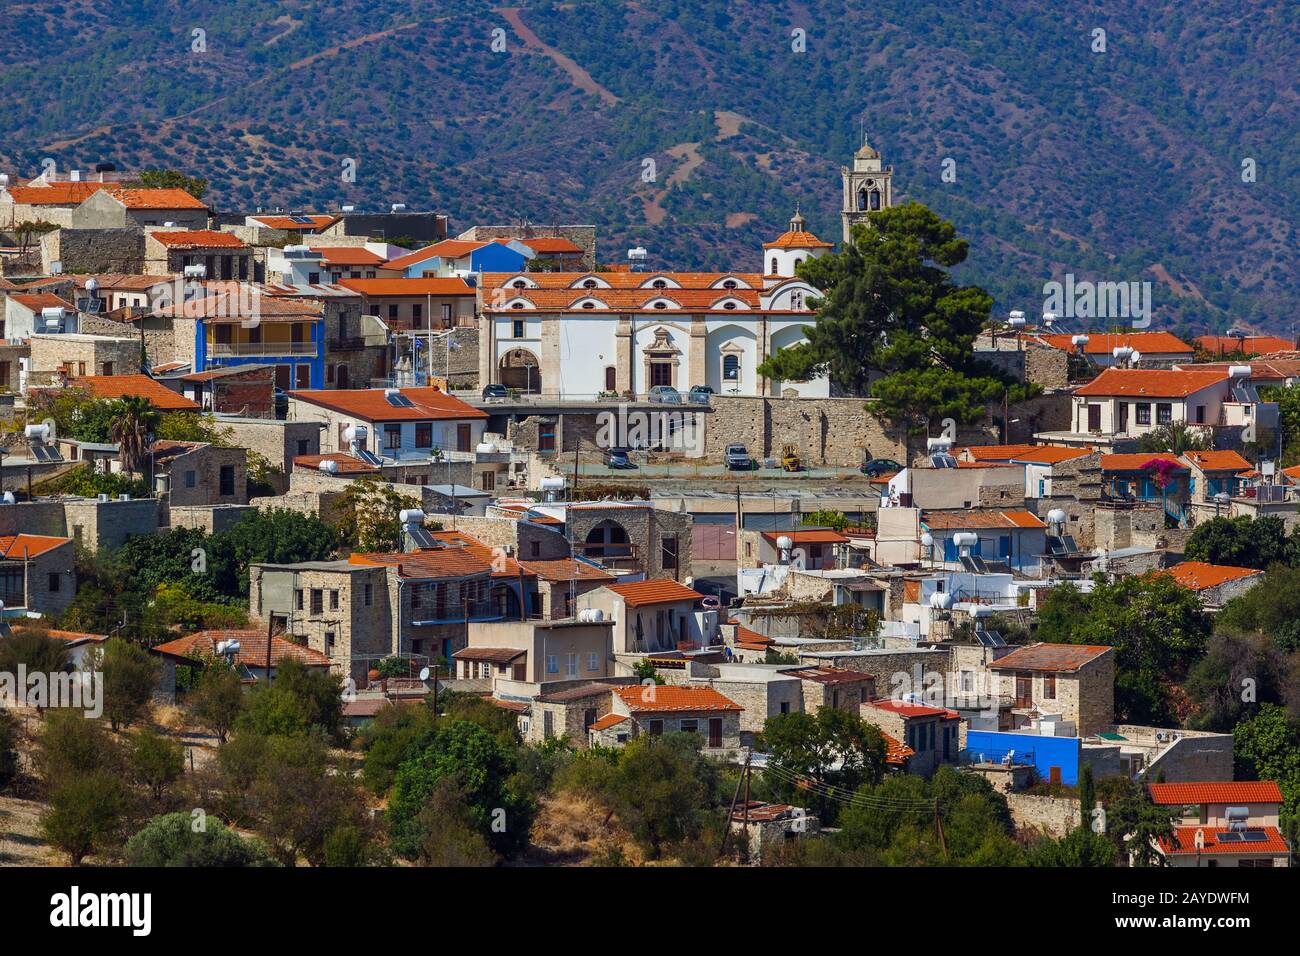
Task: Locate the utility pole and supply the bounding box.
[741,755,753,864]
[933,798,948,861]
[718,750,751,864]
[264,612,274,687]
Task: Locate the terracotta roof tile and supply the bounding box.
[314,247,386,266]
[588,712,628,731]
[106,187,208,210]
[153,629,331,667]
[1181,450,1252,472]
[1100,453,1184,471]
[987,643,1112,673]
[3,181,109,205]
[287,386,486,422]
[292,453,380,475]
[1074,367,1228,398]
[1194,335,1296,357]
[615,684,741,713]
[1147,781,1283,805]
[0,534,73,559]
[921,509,1046,530]
[1162,561,1263,591]
[249,215,338,232]
[882,731,914,766]
[337,277,474,297]
[150,230,247,249]
[759,529,849,545]
[1032,332,1193,355]
[762,229,834,250]
[517,558,613,583]
[864,698,960,720]
[1158,825,1289,856]
[73,374,199,410]
[519,237,583,255]
[349,547,491,580]
[605,579,702,607]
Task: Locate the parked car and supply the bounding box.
[482,383,509,401]
[604,447,637,469]
[688,384,714,405]
[725,443,752,470]
[648,385,682,404]
[861,458,903,478]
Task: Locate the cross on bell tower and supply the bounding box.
[840,137,895,242]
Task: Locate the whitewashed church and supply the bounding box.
[476,143,894,400]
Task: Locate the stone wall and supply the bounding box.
[1005,793,1080,839]
[449,515,571,561]
[220,418,322,480]
[30,334,140,377]
[170,504,256,534]
[41,227,144,274]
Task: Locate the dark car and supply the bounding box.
[605,447,637,469]
[861,458,903,478]
[482,383,509,401]
[688,384,714,405]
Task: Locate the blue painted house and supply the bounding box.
[191,292,325,390]
[385,238,532,278]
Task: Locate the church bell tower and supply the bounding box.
[840,140,895,242]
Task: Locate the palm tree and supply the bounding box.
[108,396,159,476]
[1137,421,1212,455]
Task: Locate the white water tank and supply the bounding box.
[343,425,367,443]
[776,535,793,552]
[1112,345,1133,361]
[1228,365,1252,379]
[540,476,566,492]
[1047,508,1068,525]
[920,532,933,548]
[953,532,978,547]
[476,442,497,454]
[398,509,425,525]
[929,590,953,610]
[318,460,340,475]
[24,423,49,441]
[926,436,952,452]
[1008,310,1026,327]
[1072,334,1089,349]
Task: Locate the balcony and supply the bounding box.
[208,341,318,357]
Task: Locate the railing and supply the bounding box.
[960,748,1035,767]
[209,341,318,357]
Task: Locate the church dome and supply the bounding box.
[763,204,834,250]
[855,142,881,160]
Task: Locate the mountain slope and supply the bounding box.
[0,0,1295,336]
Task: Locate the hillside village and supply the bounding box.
[0,146,1297,871]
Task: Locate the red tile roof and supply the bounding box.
[762,228,834,250]
[791,666,872,685]
[0,534,73,559]
[1158,825,1289,856]
[337,277,474,297]
[1074,367,1228,397]
[517,558,613,583]
[481,271,766,292]
[292,453,380,475]
[1195,335,1296,357]
[1147,781,1283,805]
[520,237,583,255]
[1009,446,1096,465]
[882,731,914,766]
[1032,332,1194,356]
[759,529,850,545]
[588,712,628,731]
[106,187,208,210]
[959,443,1041,462]
[349,547,492,580]
[605,579,702,607]
[287,386,486,422]
[3,181,109,205]
[615,684,741,713]
[1100,453,1184,471]
[864,698,960,720]
[1162,561,1263,591]
[150,230,246,249]
[385,240,483,270]
[153,629,331,667]
[9,626,106,644]
[1181,450,1252,472]
[427,529,531,579]
[315,247,386,266]
[8,292,72,312]
[921,509,1046,530]
[74,374,200,411]
[987,643,1112,673]
[249,215,338,232]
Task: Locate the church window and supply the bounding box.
[652,278,667,289]
[870,189,881,210]
[858,187,868,211]
[653,301,667,310]
[770,257,778,274]
[582,279,597,289]
[582,301,596,309]
[723,279,737,289]
[512,279,527,288]
[511,302,525,309]
[723,355,739,380]
[723,301,736,310]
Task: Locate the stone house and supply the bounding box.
[986,643,1115,738]
[792,666,875,715]
[861,698,962,777]
[1148,781,1290,868]
[150,628,332,702]
[697,663,803,743]
[250,561,392,685]
[0,533,75,616]
[1162,561,1264,609]
[529,681,623,746]
[71,187,209,230]
[29,332,140,382]
[453,618,614,683]
[578,578,708,654]
[604,684,743,753]
[515,557,615,619]
[151,440,248,510]
[146,229,251,279]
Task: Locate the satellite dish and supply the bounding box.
[419,667,431,681]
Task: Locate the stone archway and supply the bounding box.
[584,519,631,559]
[499,348,541,393]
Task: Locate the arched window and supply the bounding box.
[791,291,803,309]
[723,279,737,289]
[870,189,881,210]
[723,301,736,310]
[511,302,525,310]
[653,301,667,309]
[582,278,597,289]
[581,301,596,309]
[723,355,739,380]
[652,278,667,289]
[511,279,527,288]
[858,187,868,211]
[770,257,778,274]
